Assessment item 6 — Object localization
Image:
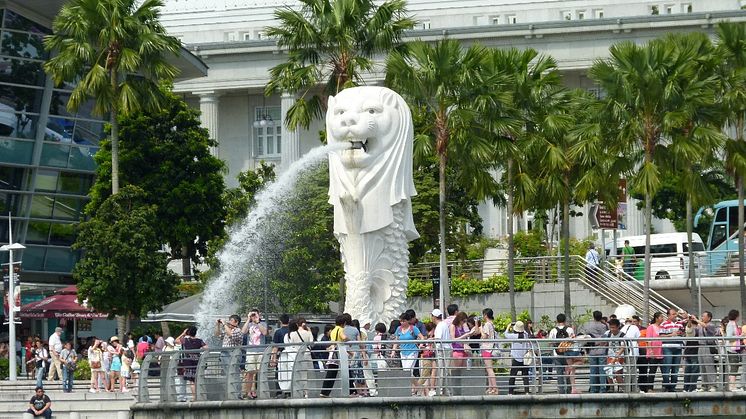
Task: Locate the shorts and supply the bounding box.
[481,350,493,359]
[350,360,365,384]
[452,351,468,359]
[244,353,262,371]
[728,353,741,375]
[564,350,582,358]
[401,353,418,373]
[111,357,122,372]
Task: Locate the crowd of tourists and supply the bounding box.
[12,304,746,400]
[3,328,175,395]
[153,304,746,400]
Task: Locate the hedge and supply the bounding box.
[407,274,534,298]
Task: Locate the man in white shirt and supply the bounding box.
[547,314,575,394]
[585,243,600,280]
[432,308,452,396]
[47,327,64,381]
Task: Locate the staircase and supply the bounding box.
[0,379,134,419]
[591,257,678,315]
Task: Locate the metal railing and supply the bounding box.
[597,258,678,315]
[136,336,746,402]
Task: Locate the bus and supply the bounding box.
[694,200,744,275]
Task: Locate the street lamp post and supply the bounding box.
[1,214,25,382]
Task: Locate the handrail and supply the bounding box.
[599,258,679,313]
[135,335,742,403]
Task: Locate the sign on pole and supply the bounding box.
[590,203,618,229]
[589,180,628,230]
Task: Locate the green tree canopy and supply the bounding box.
[73,185,180,318]
[44,0,181,195]
[87,92,228,269]
[265,0,415,130]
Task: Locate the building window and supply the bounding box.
[586,87,605,100]
[242,32,251,41]
[255,31,267,40]
[253,106,281,157]
[651,5,660,15]
[419,20,431,30]
[490,15,500,25]
[683,3,693,13]
[577,10,586,20]
[507,15,517,24]
[561,11,572,21]
[594,9,604,18]
[665,4,674,14]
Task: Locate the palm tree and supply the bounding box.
[589,39,706,323]
[44,0,181,196]
[486,48,565,321]
[716,22,746,317]
[265,0,415,130]
[659,33,725,313]
[386,39,497,310]
[44,0,181,338]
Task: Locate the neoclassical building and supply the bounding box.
[160,0,746,239]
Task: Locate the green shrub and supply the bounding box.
[0,358,20,379]
[406,278,433,297]
[514,230,546,257]
[73,359,91,381]
[407,274,535,298]
[492,310,531,333]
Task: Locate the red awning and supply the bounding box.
[20,286,108,319]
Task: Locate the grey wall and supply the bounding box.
[131,393,746,419]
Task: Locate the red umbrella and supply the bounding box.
[20,286,107,319]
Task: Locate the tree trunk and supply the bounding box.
[643,192,652,325]
[110,68,125,339]
[439,152,449,310]
[160,321,171,338]
[181,244,191,280]
[686,195,698,314]
[562,196,571,322]
[110,69,120,195]
[339,273,345,313]
[117,315,126,343]
[507,158,516,322]
[739,175,745,318]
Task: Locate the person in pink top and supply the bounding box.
[644,312,665,393]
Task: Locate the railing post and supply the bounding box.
[534,339,543,394]
[225,347,242,399]
[290,344,309,399]
[162,352,179,402]
[194,350,210,401]
[339,344,350,396]
[257,346,272,399]
[138,353,152,403]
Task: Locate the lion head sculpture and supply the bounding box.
[327,86,418,240]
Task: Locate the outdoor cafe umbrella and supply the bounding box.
[20,285,107,344]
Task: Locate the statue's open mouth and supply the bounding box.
[348,138,369,153]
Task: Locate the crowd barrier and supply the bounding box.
[135,336,746,402]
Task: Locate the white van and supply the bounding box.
[605,233,705,280]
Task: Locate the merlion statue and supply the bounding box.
[327,86,419,327]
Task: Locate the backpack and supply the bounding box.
[555,326,569,339]
[554,326,572,354]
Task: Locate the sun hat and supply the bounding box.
[109,336,119,343]
[165,337,175,346]
[431,308,443,318]
[513,321,525,333]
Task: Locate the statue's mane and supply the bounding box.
[327,86,418,240]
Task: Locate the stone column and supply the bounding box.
[280,92,301,170]
[198,92,221,157]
